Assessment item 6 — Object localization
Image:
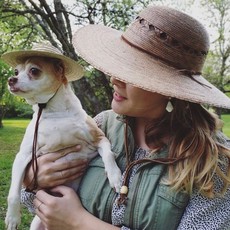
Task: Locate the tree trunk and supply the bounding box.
[0,106,4,128]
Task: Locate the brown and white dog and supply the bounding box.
[4,55,121,230]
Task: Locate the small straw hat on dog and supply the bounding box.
[1,43,84,82]
[72,5,230,109]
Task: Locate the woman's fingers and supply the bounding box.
[57,162,87,179]
[52,157,88,171]
[34,186,76,215]
[49,163,87,187]
[37,159,88,188]
[24,144,91,189]
[34,186,82,229]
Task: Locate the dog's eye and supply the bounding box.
[14,69,18,76]
[30,67,41,76]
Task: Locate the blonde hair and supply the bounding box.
[145,99,230,197]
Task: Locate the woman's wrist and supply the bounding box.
[75,208,119,230]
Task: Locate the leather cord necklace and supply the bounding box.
[117,119,186,206]
[30,103,46,191]
[25,86,61,192]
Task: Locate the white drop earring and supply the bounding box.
[166,98,173,112]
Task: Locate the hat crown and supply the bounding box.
[122,6,210,73]
[30,43,63,56]
[1,42,84,81]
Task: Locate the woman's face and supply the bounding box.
[111,77,168,120]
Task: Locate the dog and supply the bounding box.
[4,55,122,230]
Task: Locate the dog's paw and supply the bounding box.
[5,210,21,230]
[106,166,122,193]
[101,150,122,193]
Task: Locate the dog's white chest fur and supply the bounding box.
[28,85,96,154]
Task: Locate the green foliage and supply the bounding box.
[73,0,151,29]
[0,60,33,123]
[0,1,42,53]
[0,60,13,126]
[201,0,230,96]
[0,60,12,99]
[5,96,33,118]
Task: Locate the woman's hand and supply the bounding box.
[34,186,119,230]
[34,186,84,230]
[24,145,88,190]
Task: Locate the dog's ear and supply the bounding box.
[52,59,68,85]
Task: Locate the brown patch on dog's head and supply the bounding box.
[50,58,68,85]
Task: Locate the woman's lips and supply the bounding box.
[113,92,126,102]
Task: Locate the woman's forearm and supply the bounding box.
[76,210,120,230]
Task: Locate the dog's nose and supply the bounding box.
[8,77,18,86]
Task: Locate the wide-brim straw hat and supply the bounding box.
[1,43,84,82]
[72,5,230,109]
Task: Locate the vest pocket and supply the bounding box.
[123,168,189,230]
[78,156,116,222]
[155,185,189,229]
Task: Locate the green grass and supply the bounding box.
[0,115,230,229]
[222,114,230,138]
[0,119,33,230]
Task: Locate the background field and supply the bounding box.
[222,114,230,137]
[0,116,230,229]
[0,119,33,229]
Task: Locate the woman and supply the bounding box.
[23,5,230,230]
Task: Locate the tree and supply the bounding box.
[1,0,151,117]
[201,0,230,115]
[0,1,42,52]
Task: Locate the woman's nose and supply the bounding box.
[110,77,125,87]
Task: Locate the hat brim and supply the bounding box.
[73,24,230,109]
[1,50,84,82]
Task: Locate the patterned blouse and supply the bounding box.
[21,113,230,229]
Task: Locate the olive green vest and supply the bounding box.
[78,110,189,229]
